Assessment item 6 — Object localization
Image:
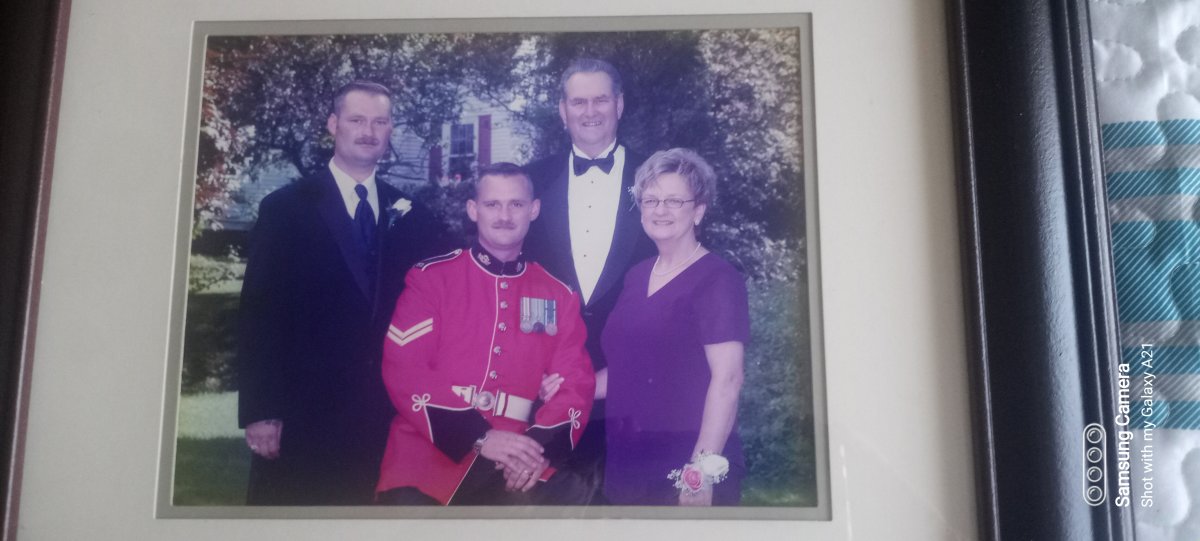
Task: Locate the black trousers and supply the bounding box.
[378,458,594,506]
[555,405,607,505]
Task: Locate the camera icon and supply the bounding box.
[1082,423,1106,506]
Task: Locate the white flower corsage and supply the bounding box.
[667,452,730,494]
[386,197,413,228]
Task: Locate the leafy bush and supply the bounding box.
[182,252,245,394]
[412,180,475,246]
[739,271,817,505]
[182,291,240,394]
[181,292,240,393]
[187,251,245,294]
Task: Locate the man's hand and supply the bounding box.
[499,456,549,492]
[679,486,714,506]
[245,419,283,459]
[538,373,564,402]
[477,430,545,487]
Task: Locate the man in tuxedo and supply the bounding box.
[236,81,445,505]
[524,59,655,500]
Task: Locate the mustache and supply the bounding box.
[354,136,381,145]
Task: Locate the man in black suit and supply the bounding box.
[236,81,445,505]
[524,59,655,501]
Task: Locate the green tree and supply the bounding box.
[699,28,805,281]
[512,29,805,280]
[513,31,715,161]
[193,33,522,232]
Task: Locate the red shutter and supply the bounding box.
[477,114,492,167]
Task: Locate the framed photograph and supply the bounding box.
[161,14,828,520]
[3,0,997,539]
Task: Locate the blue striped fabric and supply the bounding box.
[1126,350,1200,430]
[1103,121,1167,149]
[1107,168,1200,200]
[1103,119,1200,150]
[1126,347,1200,375]
[1130,401,1200,431]
[1111,221,1200,322]
[1104,120,1200,434]
[1161,401,1200,430]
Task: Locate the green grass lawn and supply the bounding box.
[173,437,249,506]
[177,392,242,438]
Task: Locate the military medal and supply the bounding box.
[520,297,535,333]
[520,297,557,334]
[545,298,557,336]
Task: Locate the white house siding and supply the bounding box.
[216,164,298,231]
[468,95,530,165]
[434,95,531,181]
[389,127,430,189]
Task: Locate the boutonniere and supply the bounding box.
[387,198,413,228]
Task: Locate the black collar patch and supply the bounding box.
[471,243,527,277]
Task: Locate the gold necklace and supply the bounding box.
[652,242,703,276]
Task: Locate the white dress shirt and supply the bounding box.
[567,141,625,304]
[329,159,379,222]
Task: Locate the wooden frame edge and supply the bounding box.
[0,0,71,539]
[948,0,1132,539]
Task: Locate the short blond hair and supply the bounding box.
[632,148,717,206]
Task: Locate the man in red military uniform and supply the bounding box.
[376,162,596,505]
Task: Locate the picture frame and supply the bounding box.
[948,0,1135,539]
[0,0,1114,538]
[0,0,70,539]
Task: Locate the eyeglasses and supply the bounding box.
[638,198,696,209]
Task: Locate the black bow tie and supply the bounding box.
[572,152,615,176]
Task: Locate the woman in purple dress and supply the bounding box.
[596,148,749,506]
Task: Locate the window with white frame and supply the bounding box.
[448,123,475,180]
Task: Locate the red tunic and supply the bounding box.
[376,246,595,504]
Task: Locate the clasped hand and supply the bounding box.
[679,486,714,506]
[477,429,547,492]
[245,419,283,459]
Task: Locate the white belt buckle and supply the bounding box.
[472,390,496,411]
[454,385,533,422]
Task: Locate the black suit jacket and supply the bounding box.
[236,167,445,504]
[524,147,655,371]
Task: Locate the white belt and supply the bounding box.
[451,385,533,422]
